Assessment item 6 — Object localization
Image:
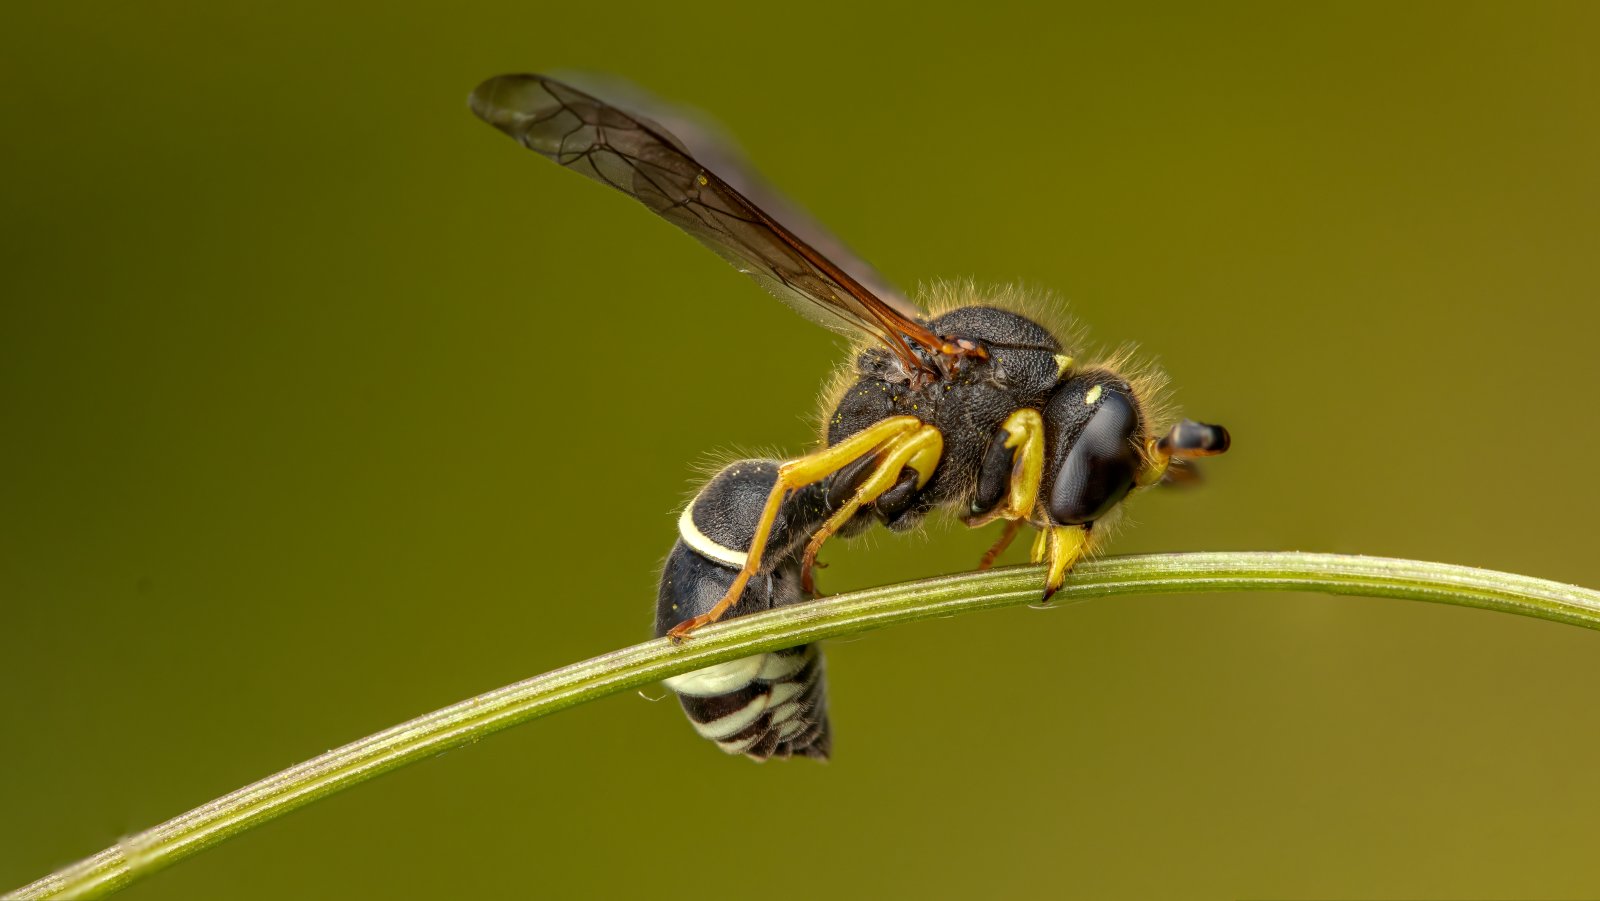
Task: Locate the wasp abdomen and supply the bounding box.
[664,644,829,759]
[655,460,833,760]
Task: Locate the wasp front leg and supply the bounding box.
[666,416,927,643]
[968,408,1095,602]
[965,409,1047,566]
[1034,524,1092,604]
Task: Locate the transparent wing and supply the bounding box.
[469,73,941,369]
[548,71,917,318]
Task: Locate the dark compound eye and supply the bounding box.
[1048,386,1142,525]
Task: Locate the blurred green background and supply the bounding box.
[5,2,1600,898]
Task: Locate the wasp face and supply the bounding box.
[1042,376,1146,526]
[1040,374,1231,528]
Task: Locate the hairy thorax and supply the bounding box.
[824,305,1068,529]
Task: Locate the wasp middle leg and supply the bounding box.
[798,422,943,593]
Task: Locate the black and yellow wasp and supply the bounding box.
[470,74,1230,760]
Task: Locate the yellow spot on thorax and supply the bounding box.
[1053,354,1075,377]
[1084,384,1103,405]
[696,174,709,186]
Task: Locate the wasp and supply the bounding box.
[470,74,1231,760]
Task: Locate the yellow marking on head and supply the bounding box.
[1054,354,1074,377]
[1084,384,1103,405]
[696,174,708,186]
[1078,342,1175,473]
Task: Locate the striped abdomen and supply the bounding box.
[663,643,829,759]
[654,460,832,761]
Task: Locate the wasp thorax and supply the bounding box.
[1043,376,1144,526]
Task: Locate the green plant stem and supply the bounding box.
[10,551,1600,899]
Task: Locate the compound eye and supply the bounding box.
[1048,388,1141,525]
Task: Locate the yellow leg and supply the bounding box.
[800,424,943,591]
[953,410,1087,601]
[998,410,1046,522]
[1039,525,1091,604]
[965,409,1046,529]
[667,416,925,642]
[1030,526,1050,563]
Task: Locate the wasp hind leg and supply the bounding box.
[666,416,928,643]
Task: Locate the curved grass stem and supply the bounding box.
[10,551,1600,899]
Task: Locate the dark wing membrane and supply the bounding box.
[469,74,940,366]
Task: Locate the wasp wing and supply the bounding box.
[469,73,939,366]
[547,71,916,321]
